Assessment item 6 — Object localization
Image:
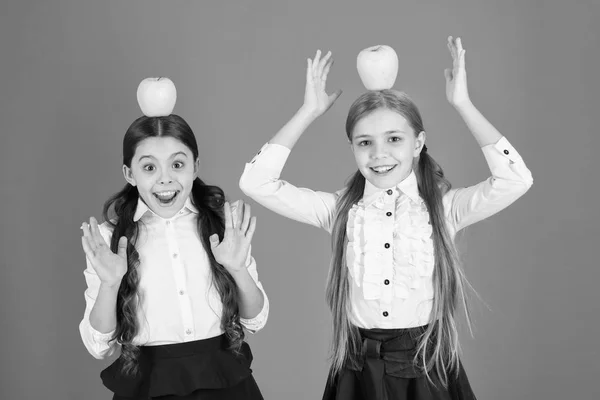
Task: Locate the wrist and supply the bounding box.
[452,98,474,113]
[228,265,250,281]
[297,105,320,122]
[99,281,122,293]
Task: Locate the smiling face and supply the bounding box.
[123,136,198,219]
[350,108,425,189]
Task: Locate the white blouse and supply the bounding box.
[239,136,532,329]
[79,197,269,359]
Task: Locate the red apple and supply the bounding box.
[356,45,398,90]
[136,77,177,117]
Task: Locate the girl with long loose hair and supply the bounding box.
[240,37,532,399]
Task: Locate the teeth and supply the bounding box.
[372,165,394,173]
[155,191,176,198]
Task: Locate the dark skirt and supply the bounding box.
[100,335,263,400]
[322,326,477,400]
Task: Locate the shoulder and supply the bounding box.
[441,187,459,214]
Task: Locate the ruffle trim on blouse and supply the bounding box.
[346,193,434,301]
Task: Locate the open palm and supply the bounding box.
[444,36,470,107]
[303,49,342,118]
[210,201,256,273]
[81,217,127,288]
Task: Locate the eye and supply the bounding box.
[173,161,185,169]
[389,136,403,143]
[143,164,155,172]
[358,140,371,147]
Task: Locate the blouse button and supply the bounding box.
[386,212,392,217]
[166,220,171,225]
[173,253,178,259]
[179,290,185,295]
[185,329,192,335]
[384,243,390,249]
[384,279,390,285]
[386,189,393,195]
[503,149,510,155]
[383,311,389,317]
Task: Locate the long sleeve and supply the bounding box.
[229,200,269,333]
[443,136,533,232]
[78,223,120,359]
[239,142,339,233]
[238,247,269,333]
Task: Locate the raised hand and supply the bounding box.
[81,217,128,288]
[444,36,471,108]
[302,49,342,119]
[210,201,256,273]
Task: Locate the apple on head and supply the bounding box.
[136,77,177,117]
[356,45,398,91]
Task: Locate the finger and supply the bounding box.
[328,89,343,105]
[444,68,452,82]
[82,221,97,252]
[306,58,314,85]
[321,57,334,82]
[448,36,457,60]
[223,202,234,229]
[456,37,463,53]
[460,49,466,68]
[241,203,251,234]
[209,233,219,250]
[245,216,257,242]
[312,50,322,76]
[81,236,96,259]
[89,217,106,248]
[117,236,128,259]
[318,50,332,78]
[236,200,245,230]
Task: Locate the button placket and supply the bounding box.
[165,220,195,340]
[380,200,395,305]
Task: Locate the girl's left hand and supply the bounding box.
[210,201,256,273]
[444,36,471,108]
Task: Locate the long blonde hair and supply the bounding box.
[326,90,473,387]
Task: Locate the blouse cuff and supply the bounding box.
[79,317,117,359]
[240,285,269,334]
[484,136,523,164]
[247,142,291,170]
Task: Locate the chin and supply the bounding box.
[141,191,187,219]
[365,169,410,189]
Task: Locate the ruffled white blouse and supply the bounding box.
[239,136,533,329]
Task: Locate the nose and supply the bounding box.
[158,169,173,185]
[370,142,388,159]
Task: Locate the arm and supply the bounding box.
[239,50,342,232]
[233,247,269,333]
[442,37,533,231]
[210,201,268,332]
[79,219,126,359]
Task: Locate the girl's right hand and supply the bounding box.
[81,217,127,288]
[301,50,342,119]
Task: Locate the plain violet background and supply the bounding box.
[1,1,598,399]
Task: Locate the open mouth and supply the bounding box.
[370,165,397,175]
[153,190,180,206]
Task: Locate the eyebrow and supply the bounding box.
[138,151,189,162]
[353,130,407,140]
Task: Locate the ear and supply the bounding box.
[348,138,355,155]
[122,165,137,186]
[193,158,200,179]
[414,131,427,157]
